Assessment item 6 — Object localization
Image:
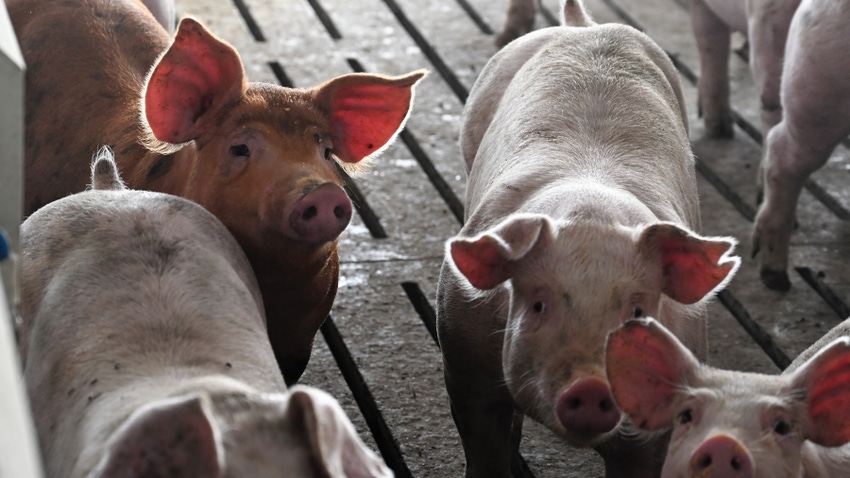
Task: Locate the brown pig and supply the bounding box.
[9,0,426,383]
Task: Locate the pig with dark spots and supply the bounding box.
[19,149,392,478]
[607,318,850,478]
[436,1,740,476]
[9,0,427,384]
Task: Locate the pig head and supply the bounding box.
[10,0,426,384]
[19,149,391,478]
[607,318,850,478]
[436,2,740,476]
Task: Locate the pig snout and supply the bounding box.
[689,434,754,478]
[556,377,620,434]
[288,183,353,245]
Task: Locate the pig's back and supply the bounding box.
[9,0,170,213]
[463,23,696,233]
[20,189,283,475]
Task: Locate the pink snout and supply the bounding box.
[288,183,353,245]
[689,434,753,478]
[556,378,620,434]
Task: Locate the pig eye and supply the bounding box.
[532,301,546,314]
[678,409,693,425]
[632,307,643,318]
[773,420,790,435]
[230,144,250,157]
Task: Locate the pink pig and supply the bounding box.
[751,0,850,291]
[607,318,850,478]
[9,0,426,383]
[436,1,740,476]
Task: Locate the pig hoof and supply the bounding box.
[760,269,791,291]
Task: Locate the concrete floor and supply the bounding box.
[167,0,850,475]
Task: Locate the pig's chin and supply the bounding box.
[510,386,625,448]
[551,415,626,448]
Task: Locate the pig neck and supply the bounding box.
[801,441,850,478]
[527,181,662,226]
[237,232,339,384]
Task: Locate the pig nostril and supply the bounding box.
[333,205,344,219]
[697,455,712,469]
[567,398,582,410]
[731,457,742,471]
[599,399,614,413]
[303,206,318,220]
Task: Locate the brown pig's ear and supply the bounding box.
[143,17,246,145]
[637,223,740,305]
[606,318,700,431]
[313,70,428,164]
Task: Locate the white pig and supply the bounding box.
[436,1,741,476]
[689,0,801,139]
[751,0,850,291]
[19,148,391,478]
[607,317,850,477]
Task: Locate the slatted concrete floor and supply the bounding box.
[171,0,850,476]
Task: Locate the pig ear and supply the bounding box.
[313,70,428,164]
[286,386,392,477]
[143,17,246,145]
[93,395,222,478]
[786,337,850,447]
[450,214,555,290]
[606,318,700,431]
[638,223,740,304]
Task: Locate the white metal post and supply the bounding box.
[0,3,44,477]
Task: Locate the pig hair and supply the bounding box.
[89,146,127,191]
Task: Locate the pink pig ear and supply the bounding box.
[788,337,850,447]
[638,223,740,304]
[312,70,428,163]
[144,17,246,145]
[286,386,392,477]
[450,214,554,290]
[606,318,700,431]
[92,395,222,477]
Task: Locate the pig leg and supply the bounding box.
[595,433,668,478]
[746,0,800,137]
[496,0,536,48]
[752,0,850,291]
[690,0,734,138]
[438,265,514,478]
[446,384,515,478]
